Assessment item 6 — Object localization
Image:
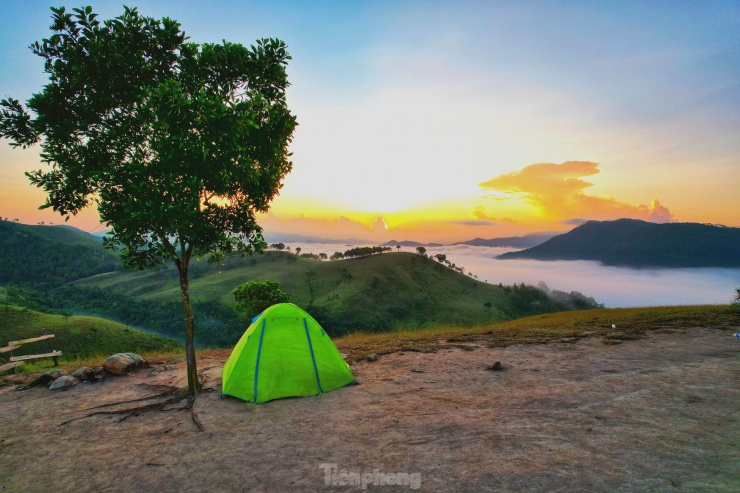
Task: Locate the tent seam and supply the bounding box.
[252,318,267,404]
[303,318,324,394]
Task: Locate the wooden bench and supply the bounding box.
[0,334,62,373]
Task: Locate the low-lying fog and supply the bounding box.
[286,243,740,308]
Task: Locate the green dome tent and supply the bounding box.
[222,303,356,404]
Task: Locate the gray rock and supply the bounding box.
[103,353,148,375]
[29,369,68,388]
[49,375,78,390]
[72,366,100,382]
[367,353,378,362]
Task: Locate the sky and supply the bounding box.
[1,1,738,243]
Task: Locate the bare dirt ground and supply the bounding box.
[1,326,738,492]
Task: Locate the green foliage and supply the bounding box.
[73,251,603,338]
[0,221,118,284]
[733,287,740,309]
[416,246,427,256]
[4,284,245,348]
[2,7,297,268]
[0,6,297,395]
[233,280,290,318]
[343,246,392,258]
[0,303,180,360]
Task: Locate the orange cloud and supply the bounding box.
[479,161,673,223]
[471,205,517,224]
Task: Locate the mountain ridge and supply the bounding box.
[452,233,557,249]
[0,221,118,284]
[497,219,740,267]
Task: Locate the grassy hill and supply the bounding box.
[68,251,600,340]
[0,303,181,362]
[0,223,603,346]
[498,219,740,267]
[0,221,118,283]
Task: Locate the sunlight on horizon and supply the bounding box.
[1,2,738,240]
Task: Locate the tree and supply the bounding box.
[416,246,427,256]
[0,6,297,400]
[295,247,302,256]
[318,252,328,260]
[233,280,290,318]
[434,253,447,263]
[396,245,400,252]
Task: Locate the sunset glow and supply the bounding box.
[1,1,738,242]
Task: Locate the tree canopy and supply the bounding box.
[233,280,290,318]
[0,6,297,398]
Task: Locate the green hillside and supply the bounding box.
[70,251,600,339]
[0,303,181,361]
[0,221,118,283]
[499,219,740,267]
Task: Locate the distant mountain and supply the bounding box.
[497,219,740,268]
[0,221,118,284]
[263,232,370,244]
[52,224,112,240]
[453,233,557,249]
[381,240,444,247]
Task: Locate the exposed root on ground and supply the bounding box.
[191,408,204,432]
[58,384,190,427]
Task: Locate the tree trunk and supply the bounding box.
[176,255,200,400]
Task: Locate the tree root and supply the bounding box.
[191,408,204,432]
[83,392,176,411]
[58,393,187,426]
[57,382,209,431]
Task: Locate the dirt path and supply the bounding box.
[1,326,738,492]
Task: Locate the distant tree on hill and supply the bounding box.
[434,253,447,263]
[295,247,302,256]
[270,243,286,251]
[416,246,427,256]
[330,251,344,260]
[319,252,328,260]
[233,280,290,318]
[343,246,391,258]
[0,6,296,400]
[396,245,401,252]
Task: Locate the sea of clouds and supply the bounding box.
[283,242,740,308]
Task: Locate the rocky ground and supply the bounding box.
[1,326,738,492]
